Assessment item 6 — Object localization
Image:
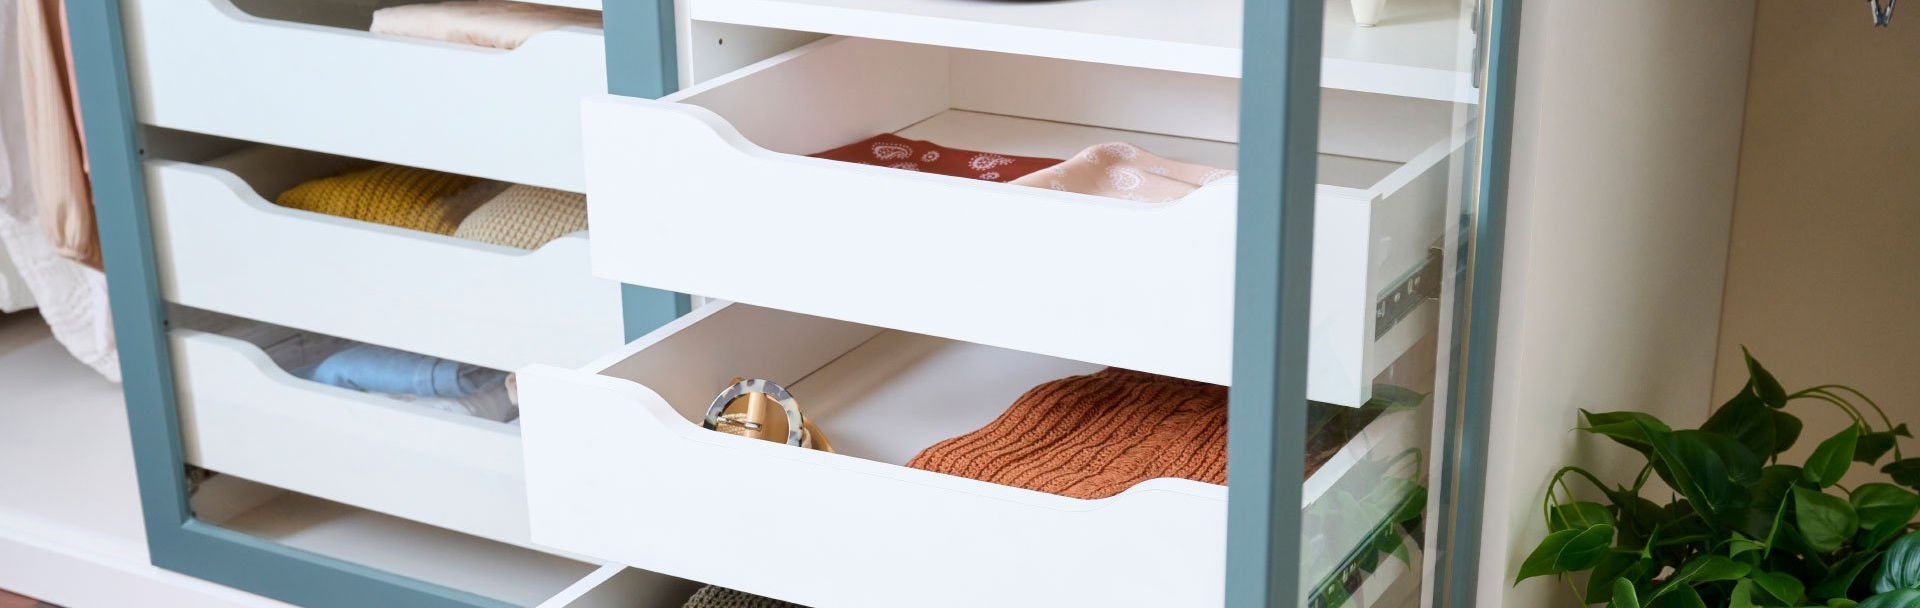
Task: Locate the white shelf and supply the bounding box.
[690,0,1476,101]
[197,484,700,608]
[204,492,594,607]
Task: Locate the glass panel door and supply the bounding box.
[1230,0,1515,605]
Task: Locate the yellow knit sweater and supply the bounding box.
[275,165,479,235]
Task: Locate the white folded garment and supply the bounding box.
[370,0,599,50]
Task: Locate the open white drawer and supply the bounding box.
[520,302,1424,607]
[146,146,622,372]
[122,0,604,190]
[583,36,1463,406]
[170,328,538,550]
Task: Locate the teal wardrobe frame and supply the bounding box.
[66,0,1521,605]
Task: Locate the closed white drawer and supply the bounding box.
[519,302,1424,608]
[169,328,536,549]
[123,0,605,190]
[582,36,1462,406]
[145,148,623,372]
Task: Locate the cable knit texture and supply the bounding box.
[452,184,586,249]
[274,165,479,235]
[906,368,1227,499]
[682,586,807,608]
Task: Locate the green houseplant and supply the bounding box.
[1517,349,1920,607]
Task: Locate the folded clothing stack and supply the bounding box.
[1011,142,1236,203]
[451,184,587,250]
[275,164,485,235]
[370,0,600,50]
[907,368,1228,500]
[175,309,517,422]
[809,135,1235,203]
[297,343,517,422]
[808,134,1060,183]
[680,586,807,608]
[231,146,587,251]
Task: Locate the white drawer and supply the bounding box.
[170,329,536,550]
[146,148,623,372]
[519,302,1425,608]
[582,36,1461,406]
[124,0,604,190]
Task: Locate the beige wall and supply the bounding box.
[1712,1,1920,454]
[1476,1,1758,606]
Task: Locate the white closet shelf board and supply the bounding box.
[169,329,544,554]
[583,36,1461,406]
[519,303,1417,608]
[146,149,623,372]
[122,0,606,190]
[0,314,290,608]
[690,0,1476,101]
[196,489,697,608]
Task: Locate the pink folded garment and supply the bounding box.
[1011,142,1235,203]
[370,0,600,50]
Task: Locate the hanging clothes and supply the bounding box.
[0,0,118,381]
[17,0,99,268]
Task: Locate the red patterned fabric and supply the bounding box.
[808,133,1060,183]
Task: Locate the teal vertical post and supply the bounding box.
[1433,0,1523,605]
[1225,0,1324,605]
[68,0,520,604]
[604,0,691,340]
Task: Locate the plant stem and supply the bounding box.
[1793,392,1867,429]
[1812,384,1903,460]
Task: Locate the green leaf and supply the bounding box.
[1835,600,1862,608]
[1642,420,1735,520]
[1582,409,1672,455]
[1861,589,1920,608]
[1751,570,1806,605]
[1876,532,1920,593]
[1648,585,1707,608]
[1586,552,1650,604]
[1611,488,1670,547]
[1806,425,1862,488]
[1816,551,1882,600]
[1886,459,1920,489]
[1704,389,1779,457]
[1744,348,1788,408]
[1859,425,1910,464]
[1854,483,1920,533]
[1730,579,1756,608]
[1774,410,1806,454]
[1797,486,1861,553]
[1694,430,1763,486]
[1611,578,1641,608]
[1513,524,1614,583]
[1865,512,1913,551]
[1550,501,1615,531]
[1728,534,1764,558]
[1650,555,1751,601]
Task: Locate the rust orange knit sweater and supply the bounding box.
[906,368,1227,500]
